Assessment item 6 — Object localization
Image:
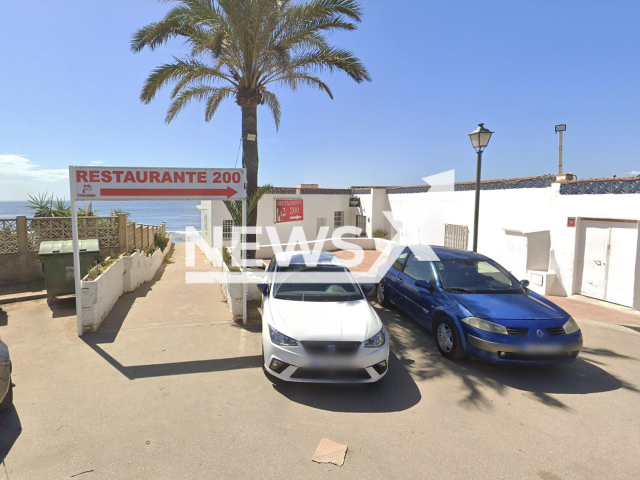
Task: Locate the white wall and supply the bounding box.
[198,182,640,308]
[386,183,640,303]
[202,193,365,259]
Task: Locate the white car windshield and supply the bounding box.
[273,264,364,302]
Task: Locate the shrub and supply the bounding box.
[372,229,388,239]
[222,246,240,272]
[155,232,169,251]
[85,257,119,281]
[141,246,158,257]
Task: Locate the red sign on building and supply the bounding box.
[276,199,303,223]
[567,217,576,227]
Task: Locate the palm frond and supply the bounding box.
[141,57,235,104]
[134,0,370,129]
[289,47,371,83]
[165,85,233,123]
[204,86,235,121]
[275,73,333,99]
[261,90,281,130]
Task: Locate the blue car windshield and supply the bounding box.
[436,259,524,294]
[273,265,364,302]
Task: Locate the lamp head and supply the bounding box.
[468,123,493,151]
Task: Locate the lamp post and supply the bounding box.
[555,124,566,175]
[468,123,493,253]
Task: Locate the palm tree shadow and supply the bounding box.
[374,303,637,410]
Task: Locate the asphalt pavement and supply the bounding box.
[0,244,639,479]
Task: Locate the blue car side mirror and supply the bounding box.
[415,280,434,291]
[520,279,530,288]
[257,283,269,295]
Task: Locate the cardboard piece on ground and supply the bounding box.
[311,438,348,467]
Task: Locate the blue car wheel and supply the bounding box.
[434,317,465,360]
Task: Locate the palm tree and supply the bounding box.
[132,0,371,225]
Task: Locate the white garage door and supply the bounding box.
[579,220,638,307]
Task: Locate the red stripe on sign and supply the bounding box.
[101,187,237,198]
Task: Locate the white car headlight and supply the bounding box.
[563,317,580,335]
[461,316,508,335]
[269,325,298,347]
[364,327,385,348]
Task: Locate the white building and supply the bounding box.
[199,174,640,310]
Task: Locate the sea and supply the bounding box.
[0,201,202,242]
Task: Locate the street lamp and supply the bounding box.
[555,124,566,175]
[468,123,493,253]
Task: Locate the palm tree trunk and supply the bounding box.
[241,105,259,259]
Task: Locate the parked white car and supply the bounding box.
[259,251,389,383]
[0,333,12,411]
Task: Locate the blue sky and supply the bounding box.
[1,0,639,200]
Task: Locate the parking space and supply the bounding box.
[1,252,640,480]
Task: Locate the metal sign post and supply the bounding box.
[68,166,247,336]
[242,198,247,325]
[69,167,84,336]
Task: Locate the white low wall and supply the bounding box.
[80,237,172,332]
[81,258,125,332]
[123,235,172,292]
[210,249,262,321]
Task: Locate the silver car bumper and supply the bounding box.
[468,335,583,354]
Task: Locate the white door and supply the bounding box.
[580,224,609,299]
[579,220,638,307]
[605,224,637,306]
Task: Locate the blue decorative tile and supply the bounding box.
[558,178,640,195]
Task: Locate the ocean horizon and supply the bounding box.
[0,200,202,242]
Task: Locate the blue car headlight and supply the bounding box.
[269,325,298,347]
[460,317,508,335]
[364,327,386,348]
[563,317,580,335]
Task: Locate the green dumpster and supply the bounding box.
[39,239,100,301]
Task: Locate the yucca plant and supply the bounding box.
[132,0,370,254]
[78,203,98,217]
[223,184,273,227]
[26,193,54,217]
[52,198,71,217]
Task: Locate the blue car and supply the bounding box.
[376,246,583,365]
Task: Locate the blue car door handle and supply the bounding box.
[398,277,403,284]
